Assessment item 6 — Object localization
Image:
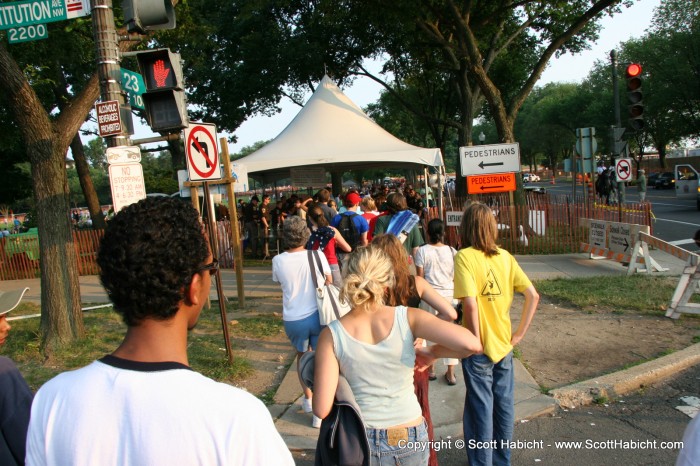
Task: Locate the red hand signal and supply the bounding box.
[152,59,171,87]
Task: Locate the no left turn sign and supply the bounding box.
[185,123,222,181]
[615,158,632,182]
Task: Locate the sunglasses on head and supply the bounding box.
[197,258,219,276]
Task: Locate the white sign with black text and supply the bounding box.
[459,142,521,176]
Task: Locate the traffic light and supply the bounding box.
[625,63,644,131]
[136,48,189,132]
[123,0,176,34]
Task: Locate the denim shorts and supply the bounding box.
[365,420,429,466]
[283,312,322,352]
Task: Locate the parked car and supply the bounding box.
[655,172,675,189]
[647,172,661,187]
[522,173,540,183]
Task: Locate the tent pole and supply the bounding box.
[438,165,445,221]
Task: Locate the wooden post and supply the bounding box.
[203,183,234,365]
[220,139,246,308]
[189,186,200,213]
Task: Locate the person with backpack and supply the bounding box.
[306,205,351,286]
[331,192,369,268]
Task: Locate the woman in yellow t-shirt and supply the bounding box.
[454,202,539,466]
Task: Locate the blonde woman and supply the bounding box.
[313,246,481,465]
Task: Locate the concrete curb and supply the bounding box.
[551,342,700,408]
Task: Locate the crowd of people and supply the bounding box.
[2,193,699,465]
[268,185,542,465]
[236,182,431,259]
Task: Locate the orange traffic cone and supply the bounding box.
[550,176,556,185]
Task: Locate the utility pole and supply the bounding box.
[91,0,131,148]
[610,49,625,204]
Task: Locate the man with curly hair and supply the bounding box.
[26,198,293,465]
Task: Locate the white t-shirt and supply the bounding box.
[26,357,293,466]
[272,250,330,321]
[414,244,457,293]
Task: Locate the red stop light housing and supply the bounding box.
[625,63,644,130]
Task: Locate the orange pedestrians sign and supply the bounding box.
[467,172,517,194]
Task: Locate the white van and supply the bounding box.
[674,164,700,210]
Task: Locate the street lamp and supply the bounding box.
[479,132,486,145]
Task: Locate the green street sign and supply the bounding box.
[0,0,68,31]
[7,23,48,43]
[120,68,145,110]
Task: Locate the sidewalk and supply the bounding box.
[1,250,695,452]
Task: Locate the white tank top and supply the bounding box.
[328,306,422,428]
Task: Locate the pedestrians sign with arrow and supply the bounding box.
[466,172,517,194]
[459,142,521,176]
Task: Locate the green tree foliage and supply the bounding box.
[67,168,110,207]
[160,0,630,197]
[83,137,107,170]
[142,153,179,194]
[619,0,700,165]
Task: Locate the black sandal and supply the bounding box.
[428,372,437,381]
[445,373,457,385]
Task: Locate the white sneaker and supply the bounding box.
[302,397,313,413]
[312,415,322,429]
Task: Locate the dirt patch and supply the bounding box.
[511,296,700,390]
[226,298,297,398]
[231,296,700,399]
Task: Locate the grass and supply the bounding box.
[4,301,267,391]
[229,314,285,339]
[5,273,697,394]
[532,275,697,314]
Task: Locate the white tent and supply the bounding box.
[236,75,444,182]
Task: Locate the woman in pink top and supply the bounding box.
[306,205,351,286]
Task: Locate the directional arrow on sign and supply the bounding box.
[622,237,629,252]
[191,138,211,168]
[478,161,504,170]
[481,185,504,191]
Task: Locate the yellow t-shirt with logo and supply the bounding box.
[454,247,532,363]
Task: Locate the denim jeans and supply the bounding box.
[462,352,514,466]
[365,420,429,466]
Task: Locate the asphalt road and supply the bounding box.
[539,181,700,249]
[291,364,700,465]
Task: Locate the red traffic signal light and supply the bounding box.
[626,63,642,78]
[625,63,644,130]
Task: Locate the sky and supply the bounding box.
[127,0,661,154]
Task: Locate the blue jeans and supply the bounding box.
[462,352,514,466]
[365,420,429,466]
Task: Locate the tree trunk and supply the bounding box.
[71,134,107,230]
[30,139,85,356]
[0,41,98,356]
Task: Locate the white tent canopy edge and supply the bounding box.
[235,75,445,186]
